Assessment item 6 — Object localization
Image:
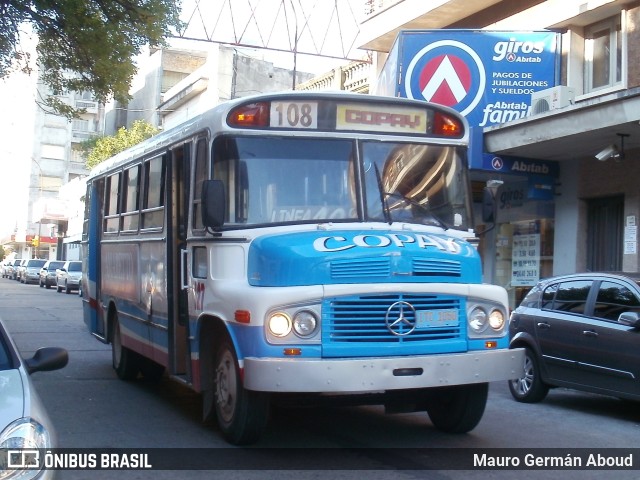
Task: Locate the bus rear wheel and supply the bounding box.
[214,338,269,445]
[112,315,141,381]
[426,383,488,433]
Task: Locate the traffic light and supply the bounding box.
[31,236,39,248]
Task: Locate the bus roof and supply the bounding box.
[88,91,469,179]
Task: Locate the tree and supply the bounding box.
[1,1,183,117]
[83,120,159,169]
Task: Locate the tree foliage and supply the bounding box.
[1,0,183,117]
[84,120,159,169]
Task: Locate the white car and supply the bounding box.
[0,317,68,479]
[55,261,82,294]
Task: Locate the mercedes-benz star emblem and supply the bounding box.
[385,301,417,336]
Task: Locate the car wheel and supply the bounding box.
[508,346,549,403]
[56,283,62,293]
[65,281,71,294]
[214,337,269,445]
[112,314,141,381]
[426,383,488,433]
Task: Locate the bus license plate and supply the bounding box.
[416,309,459,328]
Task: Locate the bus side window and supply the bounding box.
[142,156,165,229]
[192,138,208,232]
[121,164,140,232]
[104,172,121,233]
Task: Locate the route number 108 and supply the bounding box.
[270,102,318,129]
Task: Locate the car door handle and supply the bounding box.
[536,322,551,329]
[582,330,599,338]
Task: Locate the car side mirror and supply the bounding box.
[24,347,69,374]
[201,180,226,230]
[618,312,640,329]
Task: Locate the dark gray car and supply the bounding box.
[508,272,640,403]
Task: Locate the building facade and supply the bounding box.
[300,0,640,308]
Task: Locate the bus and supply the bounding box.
[81,91,524,445]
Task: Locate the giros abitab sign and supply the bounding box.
[375,30,560,128]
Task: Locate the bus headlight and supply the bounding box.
[268,312,291,337]
[469,307,488,333]
[488,309,505,330]
[468,303,507,338]
[293,310,318,337]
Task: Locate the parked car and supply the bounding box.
[508,272,640,404]
[0,316,68,479]
[1,260,13,278]
[15,259,28,281]
[21,259,47,284]
[6,259,22,280]
[39,260,65,289]
[56,260,82,294]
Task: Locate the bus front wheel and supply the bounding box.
[112,315,140,381]
[426,383,488,433]
[214,338,269,445]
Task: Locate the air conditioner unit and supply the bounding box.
[530,86,576,115]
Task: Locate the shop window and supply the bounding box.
[584,15,623,93]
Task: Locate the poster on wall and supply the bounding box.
[511,233,540,286]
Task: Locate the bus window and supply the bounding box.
[362,142,471,230]
[192,138,208,232]
[121,164,140,232]
[142,156,165,229]
[213,136,356,226]
[104,172,121,233]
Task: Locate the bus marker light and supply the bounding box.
[485,341,497,349]
[433,112,463,137]
[227,102,269,127]
[235,310,251,324]
[283,348,301,356]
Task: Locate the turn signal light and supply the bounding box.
[485,340,497,349]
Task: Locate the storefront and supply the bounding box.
[471,153,558,309]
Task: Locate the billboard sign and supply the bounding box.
[376,30,560,128]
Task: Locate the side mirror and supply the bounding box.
[618,312,640,329]
[201,180,226,229]
[24,347,69,374]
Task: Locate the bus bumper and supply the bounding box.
[243,348,524,393]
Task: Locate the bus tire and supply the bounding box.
[214,338,269,445]
[112,315,140,381]
[426,383,488,433]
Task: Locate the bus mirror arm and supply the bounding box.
[202,180,226,231]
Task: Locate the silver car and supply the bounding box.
[39,261,65,289]
[21,259,47,285]
[55,261,82,294]
[0,316,68,479]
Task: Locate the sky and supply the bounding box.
[0,1,365,239]
[0,59,37,238]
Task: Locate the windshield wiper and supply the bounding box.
[373,163,392,225]
[382,191,451,230]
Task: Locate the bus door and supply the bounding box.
[167,143,190,376]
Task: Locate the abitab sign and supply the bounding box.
[376,30,560,128]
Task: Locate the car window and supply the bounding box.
[49,262,64,270]
[541,283,558,309]
[68,262,82,272]
[593,281,640,321]
[0,333,13,371]
[550,280,592,314]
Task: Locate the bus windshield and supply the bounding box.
[213,136,472,231]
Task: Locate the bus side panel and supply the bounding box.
[101,242,152,358]
[141,239,170,368]
[82,182,105,340]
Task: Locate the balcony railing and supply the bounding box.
[296,61,370,94]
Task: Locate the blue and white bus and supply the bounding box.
[81,91,524,445]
